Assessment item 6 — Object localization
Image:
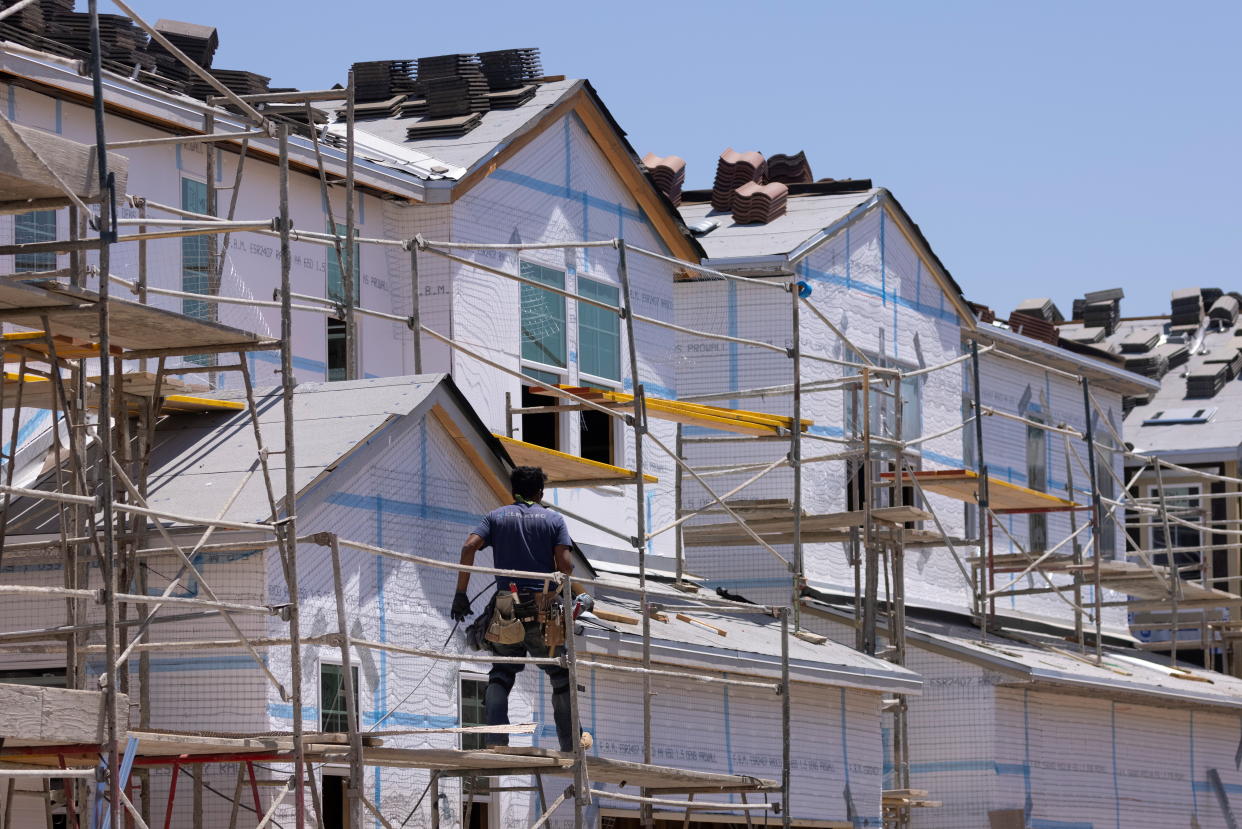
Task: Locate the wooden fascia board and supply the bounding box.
[449,87,699,262]
[878,195,977,329]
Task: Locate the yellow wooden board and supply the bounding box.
[2,330,113,361]
[883,469,1080,513]
[0,372,242,413]
[538,385,812,437]
[495,434,657,488]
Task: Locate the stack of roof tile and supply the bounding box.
[344,94,407,121]
[405,112,483,139]
[1057,323,1106,345]
[0,0,46,34]
[1014,297,1065,324]
[765,151,813,185]
[46,12,149,69]
[1201,287,1224,308]
[1157,342,1190,370]
[414,54,490,118]
[711,149,765,212]
[1203,347,1242,380]
[149,19,216,67]
[1122,350,1169,380]
[643,153,686,207]
[1082,300,1119,334]
[1008,311,1059,345]
[478,48,543,91]
[731,181,788,224]
[188,69,270,101]
[351,60,418,103]
[1171,288,1204,326]
[486,85,538,109]
[1186,361,1229,398]
[1119,327,1161,353]
[1209,295,1240,325]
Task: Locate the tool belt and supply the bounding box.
[483,586,565,649]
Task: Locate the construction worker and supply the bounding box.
[451,465,580,753]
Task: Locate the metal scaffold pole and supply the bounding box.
[616,240,653,828]
[789,281,804,625]
[1081,378,1105,664]
[970,340,990,637]
[87,0,120,824]
[277,124,308,828]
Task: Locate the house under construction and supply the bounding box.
[0,3,1239,829]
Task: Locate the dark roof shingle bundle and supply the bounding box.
[0,0,46,34]
[765,151,813,185]
[730,181,788,224]
[350,60,418,103]
[405,112,483,139]
[1122,349,1169,379]
[415,54,490,118]
[1170,287,1204,327]
[1156,342,1190,370]
[643,153,686,207]
[1119,327,1160,354]
[1008,311,1059,345]
[1013,297,1065,324]
[477,48,543,91]
[1202,347,1242,380]
[1209,295,1240,326]
[188,69,270,101]
[1186,360,1229,398]
[711,148,765,212]
[46,11,149,69]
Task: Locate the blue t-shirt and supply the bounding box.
[472,502,572,591]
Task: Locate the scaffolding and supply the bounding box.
[0,4,1239,829]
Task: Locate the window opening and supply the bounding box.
[520,261,566,368]
[327,317,347,382]
[14,210,56,272]
[320,662,359,733]
[521,367,561,451]
[577,277,620,381]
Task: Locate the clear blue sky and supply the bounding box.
[127,0,1239,319]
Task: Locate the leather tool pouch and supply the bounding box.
[485,591,526,645]
[537,592,565,649]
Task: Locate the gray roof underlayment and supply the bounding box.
[586,564,921,694]
[678,188,881,261]
[341,79,581,181]
[1116,317,1242,460]
[3,375,495,535]
[804,598,1242,712]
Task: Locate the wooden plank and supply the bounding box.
[0,685,126,744]
[883,468,1080,512]
[87,371,208,397]
[2,283,265,353]
[494,434,657,487]
[684,506,931,546]
[2,331,111,360]
[0,119,128,209]
[675,613,727,636]
[492,747,777,791]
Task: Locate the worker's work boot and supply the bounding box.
[580,731,593,751]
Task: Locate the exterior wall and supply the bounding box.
[993,688,1242,829]
[675,202,968,611]
[442,112,679,553]
[975,350,1130,630]
[0,78,404,393]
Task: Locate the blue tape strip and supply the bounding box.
[326,492,478,526]
[801,263,958,324]
[1190,711,1198,815]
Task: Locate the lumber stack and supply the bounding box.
[1008,311,1059,345]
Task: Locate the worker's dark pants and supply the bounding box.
[486,618,574,752]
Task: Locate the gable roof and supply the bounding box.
[3,375,507,536]
[678,185,976,326]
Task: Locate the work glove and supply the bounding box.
[451,590,472,622]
